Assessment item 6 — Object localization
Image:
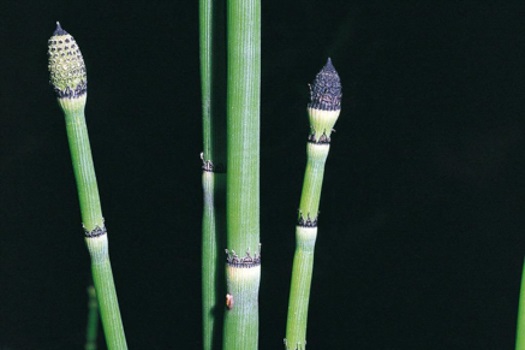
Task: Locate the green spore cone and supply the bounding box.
[48,22,87,100]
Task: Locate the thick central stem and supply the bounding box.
[226,0,261,254]
[223,0,261,349]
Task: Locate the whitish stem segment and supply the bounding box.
[48,22,128,350]
[285,59,342,350]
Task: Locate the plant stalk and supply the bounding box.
[285,59,342,350]
[85,286,99,350]
[200,0,226,347]
[223,0,261,348]
[48,22,128,350]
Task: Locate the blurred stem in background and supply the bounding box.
[48,22,128,350]
[285,59,342,350]
[199,0,227,347]
[85,286,99,350]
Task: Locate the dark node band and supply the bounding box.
[307,131,331,144]
[307,58,342,111]
[83,223,107,238]
[297,212,318,227]
[225,246,261,268]
[54,80,87,99]
[202,161,226,173]
[200,153,226,173]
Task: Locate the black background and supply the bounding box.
[2,1,525,349]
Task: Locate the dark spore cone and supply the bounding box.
[308,58,342,111]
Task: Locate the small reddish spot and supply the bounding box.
[226,294,234,310]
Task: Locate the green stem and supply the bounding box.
[200,0,226,347]
[48,23,128,350]
[285,144,329,350]
[223,264,261,349]
[516,258,525,350]
[202,170,226,350]
[223,0,261,348]
[64,107,127,350]
[86,235,127,350]
[285,59,342,350]
[85,286,99,350]
[285,226,316,350]
[64,108,103,231]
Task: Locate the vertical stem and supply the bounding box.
[64,109,103,231]
[64,107,128,350]
[48,23,128,350]
[285,59,342,350]
[516,258,525,350]
[202,170,226,350]
[200,0,226,348]
[85,286,99,350]
[223,0,261,348]
[226,0,260,255]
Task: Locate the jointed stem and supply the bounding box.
[285,59,341,349]
[200,0,226,347]
[48,23,128,350]
[223,0,261,348]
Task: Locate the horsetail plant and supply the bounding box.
[48,22,128,350]
[199,0,261,347]
[285,58,342,350]
[199,0,227,346]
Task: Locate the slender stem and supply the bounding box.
[223,0,261,348]
[86,235,127,350]
[48,23,128,350]
[285,144,328,350]
[200,0,226,347]
[64,108,103,230]
[85,286,99,350]
[516,258,525,350]
[202,170,226,350]
[285,59,342,350]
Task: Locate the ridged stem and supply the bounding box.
[223,0,261,348]
[200,0,226,347]
[285,59,341,350]
[202,170,226,350]
[85,235,127,349]
[48,23,128,350]
[285,145,328,350]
